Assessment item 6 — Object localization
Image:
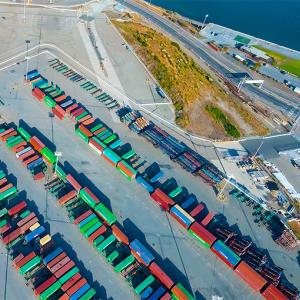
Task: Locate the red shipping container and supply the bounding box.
[78,124,93,137]
[55,95,67,102]
[66,174,82,191]
[32,88,45,101]
[87,225,107,244]
[0,178,7,186]
[201,212,215,227]
[77,115,92,124]
[66,104,78,115]
[234,261,267,292]
[160,293,172,300]
[58,293,70,300]
[82,118,95,126]
[74,210,93,225]
[70,107,85,119]
[0,183,13,193]
[117,162,136,178]
[0,223,11,234]
[54,261,75,278]
[0,128,14,138]
[11,141,27,153]
[93,127,106,136]
[13,253,24,265]
[150,189,175,211]
[47,252,67,269]
[34,276,57,295]
[111,224,129,245]
[89,138,105,154]
[262,285,289,300]
[52,107,64,120]
[22,155,39,167]
[20,216,39,233]
[50,257,71,273]
[149,262,174,289]
[34,172,45,181]
[29,136,45,152]
[190,203,205,218]
[8,201,27,216]
[84,187,100,204]
[189,222,217,247]
[58,190,77,206]
[66,278,87,296]
[61,273,81,292]
[17,212,36,227]
[16,251,36,269]
[18,149,35,162]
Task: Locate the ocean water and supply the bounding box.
[147,0,300,51]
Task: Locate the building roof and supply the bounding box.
[241,45,271,61]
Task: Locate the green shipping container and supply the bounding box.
[79,189,98,209]
[169,187,183,198]
[96,234,116,252]
[84,221,102,238]
[0,187,17,202]
[78,288,96,300]
[0,219,7,228]
[107,250,119,264]
[188,229,210,248]
[40,280,61,300]
[114,255,135,273]
[80,218,99,234]
[94,203,117,226]
[103,134,117,145]
[134,275,155,295]
[90,123,103,133]
[18,127,31,141]
[44,96,57,108]
[58,267,79,284]
[19,256,41,275]
[75,128,89,143]
[93,235,105,247]
[7,137,24,149]
[75,111,88,122]
[41,147,57,164]
[55,164,67,180]
[20,210,31,219]
[0,208,8,218]
[171,283,194,300]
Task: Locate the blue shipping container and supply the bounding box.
[212,240,241,268]
[148,286,166,300]
[25,226,45,242]
[78,214,96,228]
[130,239,155,266]
[43,247,63,264]
[141,286,153,299]
[27,157,44,170]
[61,100,74,108]
[136,176,154,193]
[149,170,163,183]
[70,283,90,300]
[181,195,196,210]
[170,205,194,228]
[109,139,122,149]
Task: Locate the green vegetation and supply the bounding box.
[112,19,268,138]
[253,45,300,77]
[206,105,240,138]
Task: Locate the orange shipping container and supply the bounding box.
[0,128,14,138]
[0,130,17,142]
[82,118,95,126]
[261,285,289,300]
[111,224,129,245]
[11,141,27,153]
[234,261,267,292]
[78,124,93,137]
[29,136,45,152]
[22,155,39,167]
[0,183,13,193]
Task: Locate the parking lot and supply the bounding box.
[0,51,300,298]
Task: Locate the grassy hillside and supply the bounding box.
[112,19,268,138]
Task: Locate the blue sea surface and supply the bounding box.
[147,0,300,51]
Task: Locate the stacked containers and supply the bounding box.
[129,239,155,266]
[102,148,121,167]
[188,222,217,248]
[169,205,195,229]
[116,160,137,180]
[150,189,175,211]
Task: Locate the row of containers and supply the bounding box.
[0,166,97,300]
[25,69,299,299]
[47,59,223,186]
[48,59,120,110]
[0,122,194,300]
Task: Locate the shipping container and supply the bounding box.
[149,262,174,289]
[69,283,90,300]
[19,256,41,275]
[8,201,27,216]
[130,239,155,266]
[54,261,76,278]
[41,147,57,164]
[96,234,116,252]
[88,137,106,155]
[59,267,80,285]
[66,174,82,191]
[87,225,106,244]
[114,254,135,273]
[78,288,96,300]
[116,160,137,180]
[43,247,64,264]
[47,252,67,269]
[29,136,45,152]
[211,240,241,269]
[61,273,82,291]
[24,225,45,242]
[234,261,267,292]
[78,214,96,228]
[188,222,217,248]
[58,191,77,206]
[171,283,194,300]
[34,276,57,295]
[16,252,36,269]
[79,188,100,209]
[66,278,87,296]
[170,205,195,229]
[150,189,175,211]
[111,224,129,245]
[261,284,289,300]
[40,280,62,300]
[140,286,153,299]
[51,257,71,273]
[94,203,117,225]
[136,176,154,193]
[134,275,155,295]
[17,212,36,227]
[102,148,121,167]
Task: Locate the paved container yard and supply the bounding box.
[0,52,299,298]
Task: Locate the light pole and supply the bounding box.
[200,14,208,32]
[54,151,62,174]
[25,40,30,81]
